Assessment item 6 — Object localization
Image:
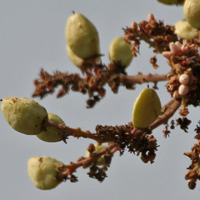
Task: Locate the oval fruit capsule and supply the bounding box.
[157,0,184,5]
[132,88,161,128]
[66,45,83,68]
[66,12,100,59]
[109,36,133,67]
[175,19,199,39]
[1,97,47,135]
[36,112,64,142]
[184,0,200,29]
[28,156,64,190]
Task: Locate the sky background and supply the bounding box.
[1,0,200,199]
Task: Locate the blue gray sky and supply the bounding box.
[0,0,200,200]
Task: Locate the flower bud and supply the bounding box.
[179,74,190,85]
[1,97,47,135]
[175,19,199,39]
[28,156,64,190]
[162,51,172,59]
[184,0,200,29]
[36,112,64,142]
[132,88,161,128]
[86,144,106,165]
[178,84,189,96]
[66,12,100,59]
[109,36,133,67]
[173,91,181,99]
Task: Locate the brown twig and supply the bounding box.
[33,68,167,108]
[150,99,181,130]
[62,143,118,176]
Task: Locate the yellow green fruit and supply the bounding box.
[184,0,200,29]
[66,12,100,59]
[175,19,200,39]
[157,0,183,5]
[28,156,64,190]
[109,36,133,67]
[86,144,106,165]
[132,88,161,128]
[36,112,64,142]
[1,97,47,135]
[66,45,83,68]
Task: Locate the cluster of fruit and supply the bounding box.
[4,0,200,191]
[159,0,200,39]
[1,86,161,189]
[0,97,114,189]
[66,12,133,69]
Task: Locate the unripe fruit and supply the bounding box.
[28,156,64,190]
[175,19,200,39]
[109,36,133,67]
[66,12,100,59]
[36,112,64,142]
[1,97,47,135]
[67,45,83,68]
[184,0,200,29]
[86,144,106,165]
[157,0,183,5]
[132,88,161,128]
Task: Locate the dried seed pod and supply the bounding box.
[66,45,83,68]
[36,112,64,142]
[178,84,189,96]
[66,12,100,59]
[109,36,133,67]
[157,0,183,5]
[175,19,200,39]
[179,74,190,85]
[86,144,106,165]
[132,88,161,128]
[28,156,64,190]
[184,0,200,29]
[1,97,47,135]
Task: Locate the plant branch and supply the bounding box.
[62,143,118,175]
[33,69,167,108]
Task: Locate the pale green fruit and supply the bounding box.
[184,0,200,29]
[157,0,183,5]
[132,88,161,128]
[67,45,83,68]
[109,36,133,67]
[36,112,64,142]
[86,144,106,165]
[66,12,100,59]
[28,156,64,190]
[1,97,47,135]
[175,19,200,39]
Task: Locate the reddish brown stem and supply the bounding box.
[46,98,181,143]
[150,99,181,130]
[122,73,167,84]
[62,143,118,176]
[46,121,100,142]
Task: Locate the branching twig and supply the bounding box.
[33,68,167,108]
